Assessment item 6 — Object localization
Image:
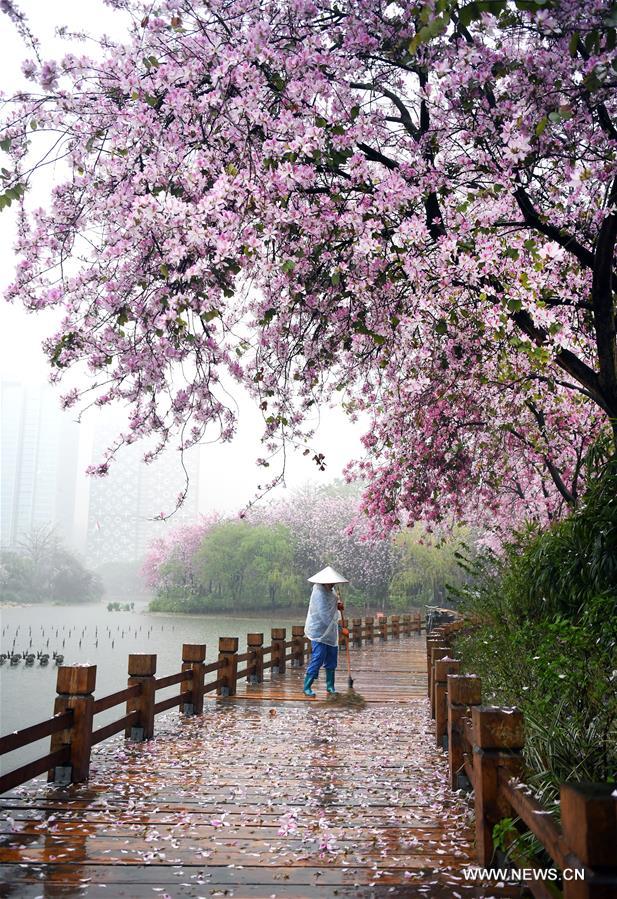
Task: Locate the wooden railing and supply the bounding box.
[0,612,423,794]
[428,620,617,899]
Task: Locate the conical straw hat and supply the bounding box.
[307,565,349,584]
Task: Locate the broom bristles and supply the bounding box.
[324,690,366,709]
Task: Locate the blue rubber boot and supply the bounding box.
[326,669,337,694]
[303,673,316,697]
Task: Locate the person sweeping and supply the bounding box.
[303,566,349,698]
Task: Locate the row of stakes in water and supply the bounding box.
[0,623,175,668]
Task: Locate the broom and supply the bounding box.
[324,589,366,709]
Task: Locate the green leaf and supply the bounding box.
[281,259,295,274]
[459,1,506,28]
[0,138,11,152]
[435,319,448,336]
[568,32,579,56]
[204,309,220,322]
[159,263,169,278]
[270,73,286,92]
[331,270,341,286]
[535,115,548,136]
[350,105,360,121]
[260,308,277,325]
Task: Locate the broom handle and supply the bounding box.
[336,590,352,678]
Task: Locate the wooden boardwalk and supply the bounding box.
[0,635,520,897]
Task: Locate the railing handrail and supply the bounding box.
[0,710,74,756]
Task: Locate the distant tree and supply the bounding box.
[254,482,400,607]
[388,526,472,609]
[194,521,302,609]
[0,527,102,604]
[142,516,220,596]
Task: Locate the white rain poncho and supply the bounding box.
[304,584,339,646]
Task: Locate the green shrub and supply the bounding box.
[454,463,617,800]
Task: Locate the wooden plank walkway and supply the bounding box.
[0,635,520,897]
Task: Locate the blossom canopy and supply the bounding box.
[1,0,616,534]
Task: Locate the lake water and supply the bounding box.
[0,602,307,774]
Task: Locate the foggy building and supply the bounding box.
[0,381,80,548]
[85,422,200,567]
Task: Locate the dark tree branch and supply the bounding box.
[591,177,617,421]
[511,308,609,414]
[514,186,595,270]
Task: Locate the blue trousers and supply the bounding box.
[306,641,338,678]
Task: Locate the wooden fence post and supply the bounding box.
[561,783,617,899]
[434,657,461,748]
[426,635,446,694]
[181,644,206,716]
[247,633,264,684]
[352,618,362,647]
[364,616,374,643]
[447,674,482,790]
[391,615,400,638]
[415,611,422,633]
[429,645,450,716]
[291,626,305,667]
[126,654,157,741]
[49,664,96,784]
[378,616,388,641]
[472,706,525,866]
[271,628,287,674]
[218,638,239,696]
[402,614,411,636]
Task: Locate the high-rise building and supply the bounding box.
[0,381,80,548]
[85,421,200,567]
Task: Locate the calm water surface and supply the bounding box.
[0,602,305,773]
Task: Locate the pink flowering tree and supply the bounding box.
[142,516,220,596]
[253,482,401,604]
[1,0,616,535]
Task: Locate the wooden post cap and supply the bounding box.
[447,674,482,705]
[182,644,206,663]
[219,637,239,652]
[128,653,157,677]
[560,783,617,867]
[56,664,97,695]
[364,616,374,622]
[271,628,286,639]
[435,658,461,682]
[247,632,264,646]
[291,625,304,636]
[472,706,525,750]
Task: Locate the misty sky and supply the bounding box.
[0,1,366,519]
